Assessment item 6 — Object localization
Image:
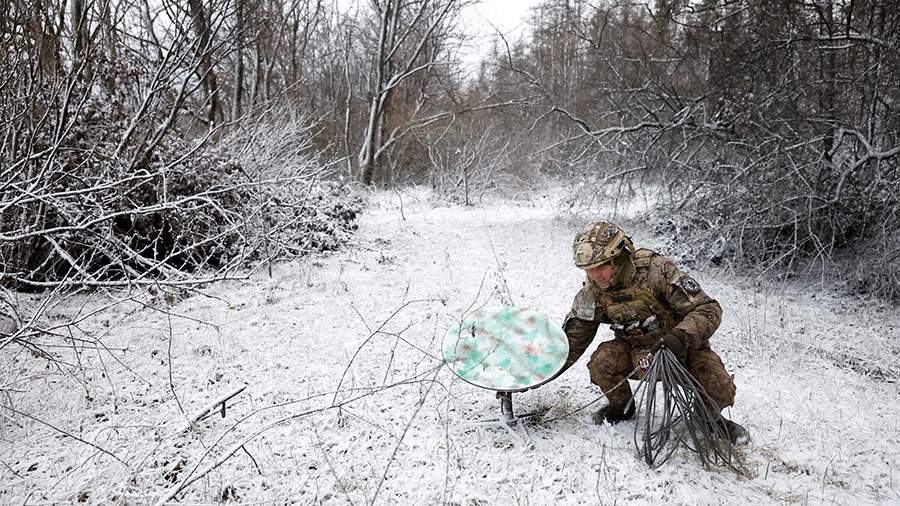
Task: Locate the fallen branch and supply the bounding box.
[0,405,130,469]
[178,383,248,434]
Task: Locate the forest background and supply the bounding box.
[2,0,899,301]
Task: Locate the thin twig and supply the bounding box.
[0,405,130,468]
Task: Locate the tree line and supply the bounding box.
[2,0,899,298]
[483,0,900,298]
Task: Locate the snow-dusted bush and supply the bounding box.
[0,124,360,288]
[656,137,900,300]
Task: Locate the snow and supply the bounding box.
[2,183,899,505]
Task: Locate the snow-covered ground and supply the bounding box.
[2,184,899,505]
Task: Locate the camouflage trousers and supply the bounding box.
[587,339,736,413]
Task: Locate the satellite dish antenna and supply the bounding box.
[442,306,569,425]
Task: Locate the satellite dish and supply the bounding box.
[443,306,568,423]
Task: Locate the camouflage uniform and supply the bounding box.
[564,227,737,414]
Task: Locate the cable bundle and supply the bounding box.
[631,348,747,474]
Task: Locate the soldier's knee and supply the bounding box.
[587,360,609,386]
[587,360,626,396]
[707,374,736,409]
[689,351,736,409]
[587,341,630,383]
[581,342,633,405]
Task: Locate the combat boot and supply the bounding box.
[719,418,751,446]
[593,403,635,425]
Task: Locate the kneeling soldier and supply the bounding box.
[562,221,749,445]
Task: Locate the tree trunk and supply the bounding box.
[187,0,220,125]
[343,25,354,179]
[70,0,89,62]
[232,0,244,122]
[100,0,118,94]
[818,0,836,159]
[864,0,885,144]
[359,0,394,186]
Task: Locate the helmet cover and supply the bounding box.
[572,221,635,269]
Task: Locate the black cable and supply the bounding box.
[631,348,748,475]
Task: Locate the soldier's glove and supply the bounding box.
[656,329,689,363]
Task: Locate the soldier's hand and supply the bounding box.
[658,329,688,362]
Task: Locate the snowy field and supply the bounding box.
[2,185,900,505]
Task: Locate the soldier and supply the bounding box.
[562,221,749,445]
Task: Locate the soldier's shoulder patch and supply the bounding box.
[680,276,701,295]
[571,284,597,321]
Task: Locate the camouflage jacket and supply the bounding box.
[562,249,722,368]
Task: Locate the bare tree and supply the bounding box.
[357,0,461,185]
[232,0,245,121]
[187,0,224,125]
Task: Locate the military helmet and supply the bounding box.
[572,221,635,269]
